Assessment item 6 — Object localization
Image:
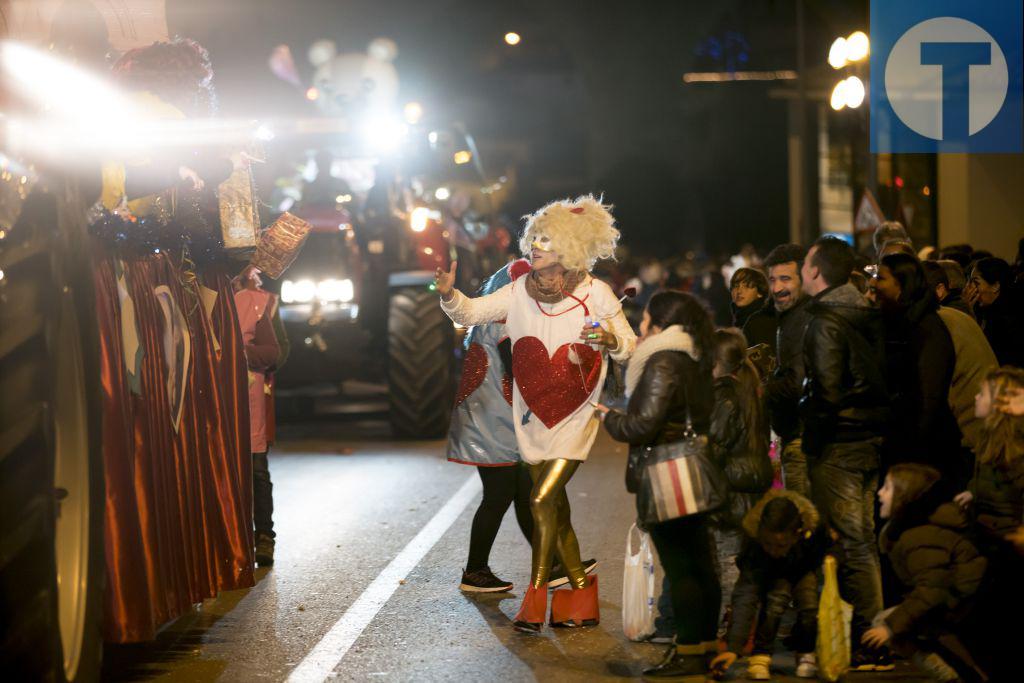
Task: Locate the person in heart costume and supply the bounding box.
[436,195,636,632]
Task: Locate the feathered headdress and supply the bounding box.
[518,195,620,272]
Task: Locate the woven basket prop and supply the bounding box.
[250,212,312,279]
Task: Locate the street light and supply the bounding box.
[830,79,848,110]
[843,76,865,108]
[828,37,848,69]
[846,31,870,62]
[830,75,865,111]
[504,32,521,46]
[828,31,870,68]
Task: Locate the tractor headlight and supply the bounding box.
[317,278,354,303]
[281,279,316,303]
[281,278,353,304]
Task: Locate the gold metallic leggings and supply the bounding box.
[527,459,588,590]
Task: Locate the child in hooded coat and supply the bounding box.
[868,463,988,682]
[711,489,829,680]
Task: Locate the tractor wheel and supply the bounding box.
[0,184,105,682]
[387,287,455,438]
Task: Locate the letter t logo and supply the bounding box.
[920,42,992,139]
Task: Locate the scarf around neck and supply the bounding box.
[525,269,587,304]
[625,325,698,398]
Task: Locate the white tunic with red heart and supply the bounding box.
[442,274,635,464]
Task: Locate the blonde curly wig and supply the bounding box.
[519,195,620,272]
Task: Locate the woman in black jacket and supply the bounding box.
[967,257,1024,368]
[709,328,774,633]
[875,253,964,485]
[598,291,717,679]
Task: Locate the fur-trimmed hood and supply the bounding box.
[741,488,820,539]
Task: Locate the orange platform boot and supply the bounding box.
[513,583,548,632]
[549,574,600,627]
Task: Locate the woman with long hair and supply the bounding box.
[956,368,1024,678]
[598,291,719,678]
[708,328,773,635]
[435,196,636,632]
[874,253,963,484]
[966,257,1024,367]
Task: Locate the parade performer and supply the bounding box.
[235,268,282,567]
[435,195,636,632]
[448,259,597,593]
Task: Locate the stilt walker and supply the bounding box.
[435,195,636,631]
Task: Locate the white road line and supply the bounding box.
[287,473,482,683]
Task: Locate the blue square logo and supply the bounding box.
[870,0,1022,152]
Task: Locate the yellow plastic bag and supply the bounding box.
[816,555,850,681]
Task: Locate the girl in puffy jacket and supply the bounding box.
[954,366,1024,680]
[708,328,773,635]
[868,463,988,682]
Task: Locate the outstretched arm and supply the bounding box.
[435,262,512,326]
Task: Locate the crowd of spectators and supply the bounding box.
[602,228,1024,681]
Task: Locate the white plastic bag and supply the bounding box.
[622,523,657,641]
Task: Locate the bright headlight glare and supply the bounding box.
[410,206,433,232]
[282,279,316,303]
[363,116,406,152]
[318,278,354,302]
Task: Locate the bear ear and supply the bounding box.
[308,39,337,67]
[368,37,398,62]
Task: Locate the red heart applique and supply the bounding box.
[454,343,488,406]
[513,336,601,429]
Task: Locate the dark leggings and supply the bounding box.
[253,451,274,539]
[466,464,534,571]
[649,515,720,647]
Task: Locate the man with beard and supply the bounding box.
[764,244,813,497]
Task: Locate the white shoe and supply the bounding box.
[796,652,817,678]
[746,654,771,680]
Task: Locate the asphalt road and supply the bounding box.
[101,410,923,682]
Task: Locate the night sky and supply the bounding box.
[170,0,866,258]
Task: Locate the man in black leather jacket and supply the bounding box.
[763,244,813,497]
[798,237,890,669]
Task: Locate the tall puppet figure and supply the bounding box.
[435,196,636,631]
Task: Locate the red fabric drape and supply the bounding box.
[94,245,254,642]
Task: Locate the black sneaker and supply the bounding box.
[460,567,513,593]
[850,648,895,672]
[641,632,675,645]
[642,647,708,679]
[255,534,275,567]
[548,558,598,588]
